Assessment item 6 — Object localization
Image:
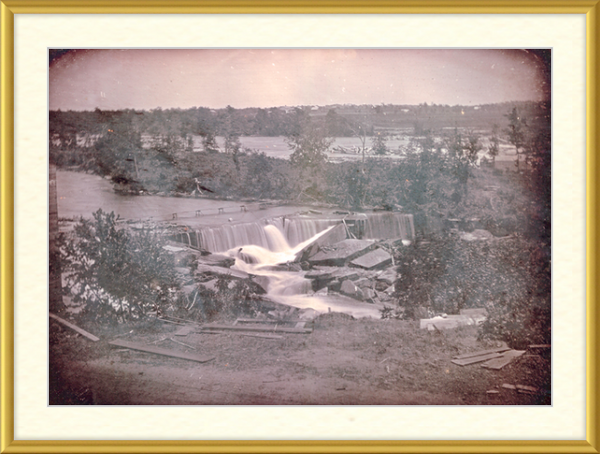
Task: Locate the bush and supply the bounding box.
[60,209,180,324]
[392,235,550,348]
[187,277,262,322]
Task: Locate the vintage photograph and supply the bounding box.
[49,49,551,405]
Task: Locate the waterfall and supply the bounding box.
[226,225,339,312]
[363,213,415,240]
[178,212,415,253]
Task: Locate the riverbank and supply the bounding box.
[50,314,550,405]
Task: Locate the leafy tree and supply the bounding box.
[504,107,527,170]
[487,124,500,167]
[371,131,389,155]
[242,151,275,198]
[285,114,332,172]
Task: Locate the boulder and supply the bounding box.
[340,280,363,301]
[375,280,391,292]
[315,286,328,296]
[376,269,397,286]
[308,239,376,267]
[362,288,376,303]
[350,248,393,270]
[353,277,374,289]
[251,275,270,293]
[328,280,342,292]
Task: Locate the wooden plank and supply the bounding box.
[238,333,284,339]
[529,344,551,349]
[235,318,308,324]
[49,313,100,342]
[453,347,511,360]
[516,384,539,394]
[200,324,312,334]
[481,350,526,370]
[109,339,215,363]
[451,352,503,366]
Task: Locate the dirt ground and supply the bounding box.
[49,314,550,406]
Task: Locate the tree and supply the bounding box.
[285,115,332,171]
[222,106,242,171]
[285,113,333,201]
[488,124,500,167]
[371,131,389,155]
[504,107,527,170]
[199,127,219,153]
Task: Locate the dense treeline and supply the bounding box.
[50,100,543,146]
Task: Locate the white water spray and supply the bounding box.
[226,225,337,312]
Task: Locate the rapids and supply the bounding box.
[225,224,384,318]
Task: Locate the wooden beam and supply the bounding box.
[201,323,311,334]
[451,352,503,366]
[109,339,214,363]
[49,313,100,342]
[481,350,526,370]
[453,347,511,360]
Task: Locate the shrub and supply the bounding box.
[392,235,550,348]
[60,209,180,324]
[187,277,262,322]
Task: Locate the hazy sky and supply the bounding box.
[49,49,549,111]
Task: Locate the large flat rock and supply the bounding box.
[305,266,361,292]
[197,253,236,268]
[308,239,376,267]
[350,248,393,270]
[195,264,249,280]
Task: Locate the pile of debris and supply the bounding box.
[451,343,551,399]
[420,308,488,331]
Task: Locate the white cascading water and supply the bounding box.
[225,224,337,312]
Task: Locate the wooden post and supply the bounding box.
[49,163,63,312]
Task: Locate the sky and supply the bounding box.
[49,49,550,111]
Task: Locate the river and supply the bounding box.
[56,170,315,227]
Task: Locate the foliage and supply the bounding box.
[487,124,500,165]
[285,114,333,172]
[390,234,550,348]
[188,278,262,322]
[60,210,179,323]
[504,107,528,168]
[371,131,389,155]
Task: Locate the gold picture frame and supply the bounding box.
[1,1,598,452]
